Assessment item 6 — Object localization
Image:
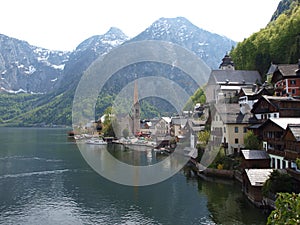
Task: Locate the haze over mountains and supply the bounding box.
[0,17,235,95]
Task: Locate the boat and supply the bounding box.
[85,138,107,145]
[153,147,174,155]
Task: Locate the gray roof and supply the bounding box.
[268,63,299,76]
[171,117,188,126]
[287,124,300,141]
[215,104,258,124]
[245,169,273,186]
[187,119,205,132]
[267,63,278,75]
[241,150,270,160]
[278,64,299,76]
[210,70,261,85]
[269,118,300,129]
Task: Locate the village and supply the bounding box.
[74,54,300,210]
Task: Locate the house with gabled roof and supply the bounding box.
[206,54,262,103]
[206,70,262,103]
[268,60,300,97]
[241,150,270,169]
[242,169,274,207]
[210,103,258,155]
[251,95,300,122]
[282,124,300,181]
[259,118,300,169]
[238,85,273,110]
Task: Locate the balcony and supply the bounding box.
[285,150,300,161]
[267,149,285,157]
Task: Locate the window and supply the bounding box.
[224,127,226,133]
[274,113,277,118]
[292,89,296,94]
[235,138,239,144]
[234,127,238,133]
[290,80,296,85]
[243,127,247,133]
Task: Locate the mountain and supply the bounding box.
[0,17,236,126]
[131,17,235,69]
[230,0,300,76]
[270,0,298,21]
[58,27,129,93]
[0,34,70,93]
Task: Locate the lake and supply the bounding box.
[0,128,268,224]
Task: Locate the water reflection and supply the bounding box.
[0,128,269,225]
[77,142,189,186]
[183,170,268,225]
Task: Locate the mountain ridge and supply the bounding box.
[0,16,236,126]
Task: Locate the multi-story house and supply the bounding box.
[206,55,262,103]
[210,103,258,155]
[259,118,300,170]
[268,60,300,97]
[251,95,300,122]
[282,124,300,181]
[238,85,273,110]
[154,117,171,137]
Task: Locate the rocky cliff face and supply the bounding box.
[0,17,235,95]
[0,34,70,93]
[131,17,235,69]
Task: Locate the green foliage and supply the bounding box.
[230,2,300,76]
[102,107,116,137]
[198,130,210,146]
[296,158,300,169]
[244,130,262,150]
[0,93,41,123]
[209,148,237,170]
[267,192,300,225]
[184,87,206,111]
[262,170,293,197]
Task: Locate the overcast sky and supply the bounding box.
[0,0,281,51]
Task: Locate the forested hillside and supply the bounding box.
[230,0,300,77]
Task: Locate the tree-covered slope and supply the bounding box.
[230,0,300,77]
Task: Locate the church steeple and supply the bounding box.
[134,80,139,105]
[132,80,140,135]
[219,54,235,70]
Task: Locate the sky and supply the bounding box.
[0,0,281,51]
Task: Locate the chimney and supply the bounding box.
[252,83,257,92]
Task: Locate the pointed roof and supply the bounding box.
[245,169,273,186]
[283,124,300,142]
[209,70,261,85]
[134,80,139,104]
[219,54,235,69]
[241,150,270,160]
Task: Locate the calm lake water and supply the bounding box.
[0,128,268,225]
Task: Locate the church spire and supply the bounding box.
[132,79,140,136]
[134,80,139,104]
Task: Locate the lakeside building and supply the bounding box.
[240,150,270,170]
[268,60,300,97]
[251,95,300,122]
[206,54,262,104]
[242,168,274,207]
[210,103,258,155]
[238,85,273,110]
